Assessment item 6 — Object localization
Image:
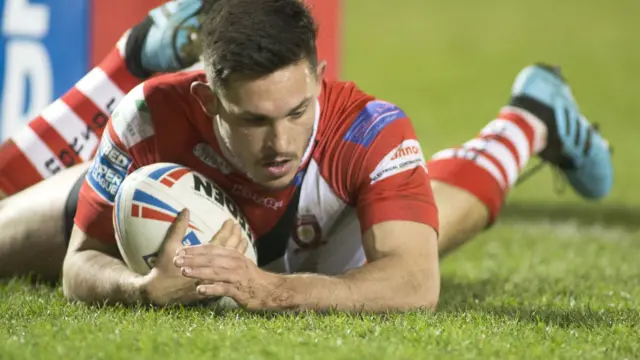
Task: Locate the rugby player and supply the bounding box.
[0,0,612,312]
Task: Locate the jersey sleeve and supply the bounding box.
[334,100,439,235]
[73,83,159,244]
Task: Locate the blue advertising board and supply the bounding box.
[0,0,88,140]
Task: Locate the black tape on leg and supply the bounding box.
[124,16,154,79]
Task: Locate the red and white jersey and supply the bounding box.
[0,37,140,195]
[74,71,438,274]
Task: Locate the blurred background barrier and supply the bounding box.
[0,0,341,141]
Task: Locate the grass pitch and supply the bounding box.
[1,0,639,358]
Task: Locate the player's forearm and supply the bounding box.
[268,255,439,312]
[62,248,145,305]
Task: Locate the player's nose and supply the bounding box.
[264,119,292,153]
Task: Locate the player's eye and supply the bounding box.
[290,107,307,119]
[242,115,268,125]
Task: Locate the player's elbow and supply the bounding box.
[61,250,83,302]
[404,265,440,312]
[61,228,96,303]
[391,253,440,312]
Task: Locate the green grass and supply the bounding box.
[1,0,640,358]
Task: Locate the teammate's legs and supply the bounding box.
[0,0,206,281]
[429,64,612,255]
[0,0,205,201]
[0,163,89,282]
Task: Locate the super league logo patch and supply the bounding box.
[87,134,132,203]
[344,100,407,147]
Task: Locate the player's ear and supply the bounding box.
[190,81,219,117]
[314,60,327,94]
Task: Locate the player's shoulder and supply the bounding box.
[143,70,205,97]
[109,70,205,149]
[318,80,412,148]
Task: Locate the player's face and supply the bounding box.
[215,59,325,189]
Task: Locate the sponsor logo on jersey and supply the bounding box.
[231,184,284,210]
[191,173,255,242]
[344,100,407,147]
[369,139,427,184]
[86,134,132,203]
[193,143,232,174]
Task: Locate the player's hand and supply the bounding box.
[140,209,205,306]
[173,221,281,311]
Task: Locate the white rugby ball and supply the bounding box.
[112,162,257,306]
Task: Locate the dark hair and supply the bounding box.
[200,0,319,92]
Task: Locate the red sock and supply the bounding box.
[0,37,141,197]
[428,107,545,222]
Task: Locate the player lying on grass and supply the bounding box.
[0,0,612,312]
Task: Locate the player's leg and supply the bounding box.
[0,0,205,201]
[0,163,89,282]
[428,64,613,255]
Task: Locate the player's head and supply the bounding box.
[191,0,325,190]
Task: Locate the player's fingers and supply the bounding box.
[161,208,190,253]
[176,240,238,257]
[224,223,246,251]
[236,234,248,256]
[210,219,235,246]
[196,282,240,299]
[175,249,239,269]
[176,242,215,256]
[181,258,241,282]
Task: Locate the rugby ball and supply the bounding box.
[112,162,257,305]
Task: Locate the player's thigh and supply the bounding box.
[0,163,90,280]
[431,180,490,255]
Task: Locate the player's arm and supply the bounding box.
[63,226,146,304]
[63,211,198,306]
[267,221,439,312]
[61,85,200,306]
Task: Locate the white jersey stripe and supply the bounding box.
[12,125,63,178]
[40,100,100,161]
[75,67,126,115]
